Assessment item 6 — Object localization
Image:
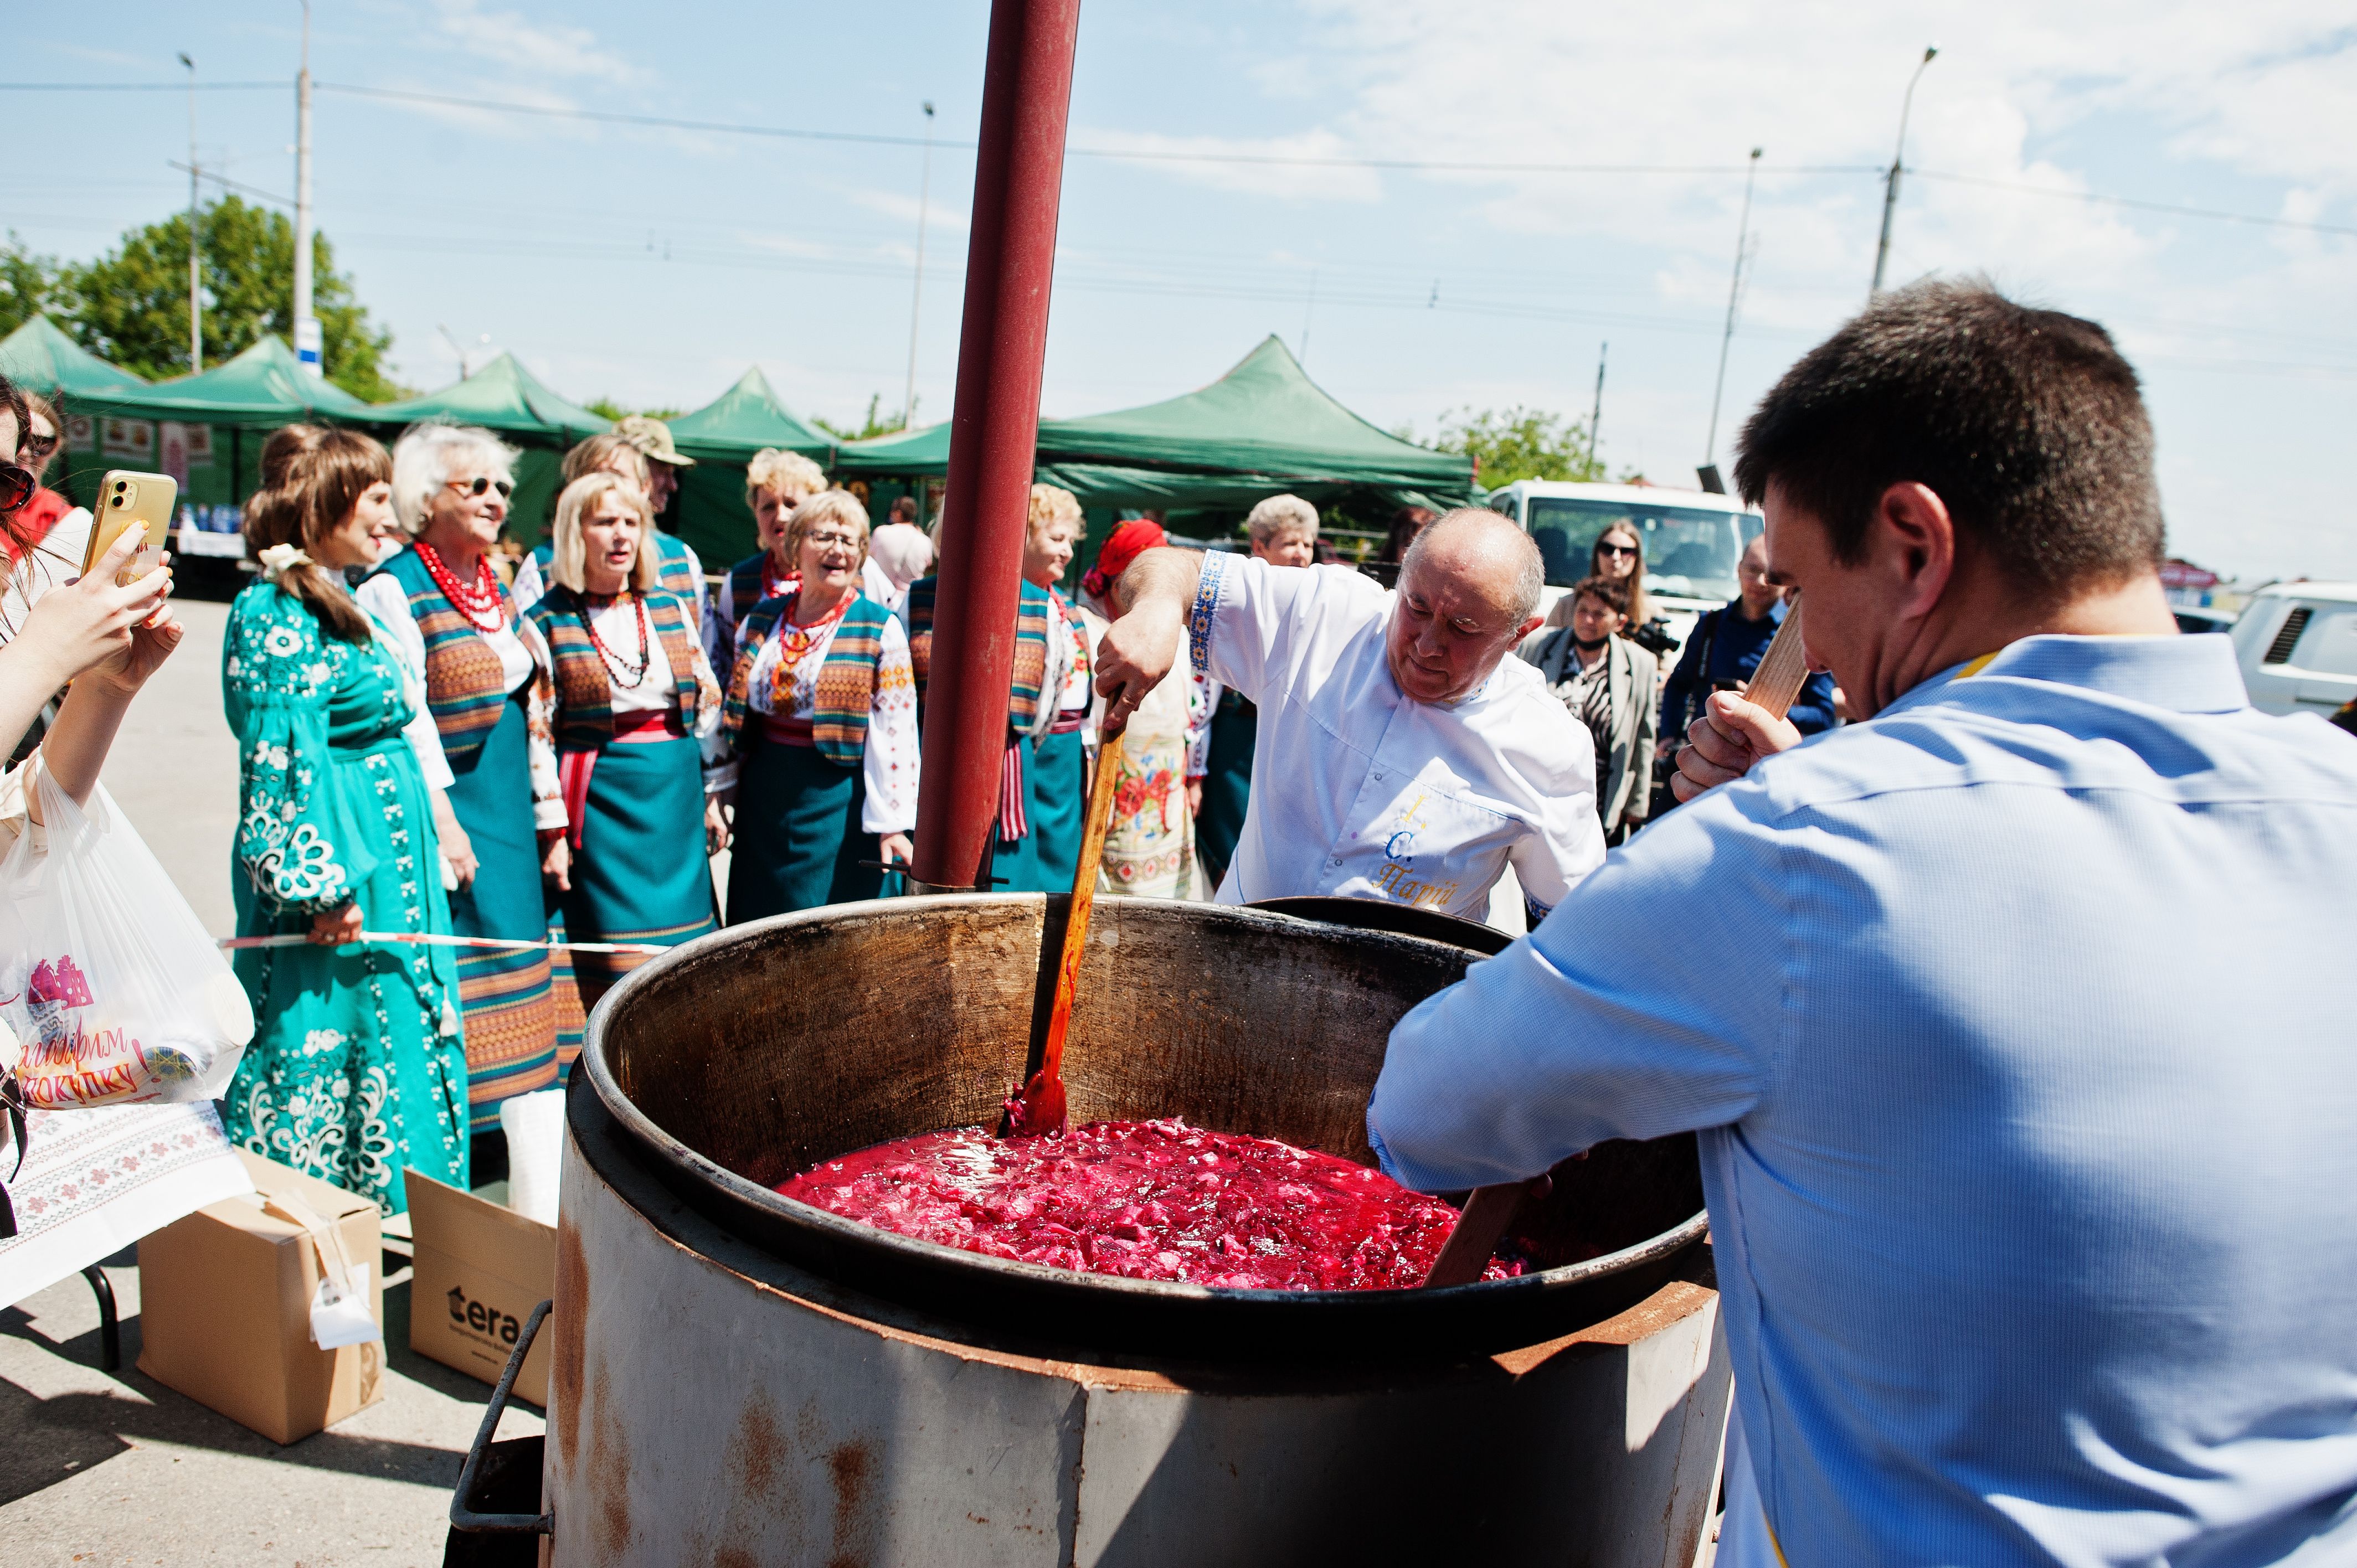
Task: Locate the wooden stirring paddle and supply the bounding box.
[1002,732,1128,1138]
[1422,595,1812,1287]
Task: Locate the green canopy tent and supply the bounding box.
[66,336,377,551]
[356,353,612,548]
[0,316,147,510]
[836,337,1473,562]
[663,367,837,567]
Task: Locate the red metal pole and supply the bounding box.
[910,0,1083,890]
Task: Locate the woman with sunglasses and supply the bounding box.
[357,423,564,1170]
[717,488,917,921]
[526,473,727,1008]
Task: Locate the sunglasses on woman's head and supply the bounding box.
[0,462,34,515]
[20,430,58,461]
[1597,542,1638,558]
[445,476,514,499]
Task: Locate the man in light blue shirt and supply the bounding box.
[1368,281,2357,1565]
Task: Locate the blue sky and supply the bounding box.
[13,1,2357,579]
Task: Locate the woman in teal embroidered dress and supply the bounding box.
[223,427,467,1215]
[719,489,918,921]
[529,474,728,1007]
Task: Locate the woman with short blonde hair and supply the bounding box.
[526,473,727,1007]
[714,447,833,677]
[719,486,918,920]
[549,473,661,595]
[1245,493,1319,566]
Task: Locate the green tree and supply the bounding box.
[584,397,684,422]
[0,234,68,341]
[812,393,912,442]
[1428,406,1603,487]
[60,197,401,400]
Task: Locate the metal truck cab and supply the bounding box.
[1483,480,1764,654]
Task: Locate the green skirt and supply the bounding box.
[444,687,557,1132]
[227,734,467,1216]
[1023,728,1088,894]
[562,735,717,991]
[1196,694,1257,893]
[727,734,881,923]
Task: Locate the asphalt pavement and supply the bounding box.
[0,576,534,1567]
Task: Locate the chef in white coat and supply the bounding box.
[1092,507,1604,925]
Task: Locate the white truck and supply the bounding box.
[2231,581,2357,720]
[1480,480,1764,658]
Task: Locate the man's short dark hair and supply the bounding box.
[1571,574,1629,618]
[1732,278,2163,595]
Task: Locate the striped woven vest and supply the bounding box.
[527,584,703,751]
[652,532,700,602]
[728,552,776,633]
[725,592,893,767]
[367,547,519,768]
[903,575,1052,729]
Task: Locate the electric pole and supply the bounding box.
[292,1,321,375]
[1870,45,1938,298]
[1705,147,1763,471]
[1588,342,1607,475]
[902,101,936,431]
[179,52,202,373]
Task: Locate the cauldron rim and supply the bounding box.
[581,894,1709,1360]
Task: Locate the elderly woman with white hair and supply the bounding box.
[711,446,830,678]
[524,473,727,1007]
[356,422,565,1155]
[1194,491,1321,888]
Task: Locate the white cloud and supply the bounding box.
[850,189,971,238]
[428,0,643,86]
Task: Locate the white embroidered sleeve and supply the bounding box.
[861,617,920,834]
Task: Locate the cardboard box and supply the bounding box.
[136,1149,385,1445]
[406,1169,556,1407]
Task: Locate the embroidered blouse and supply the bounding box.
[729,605,919,834]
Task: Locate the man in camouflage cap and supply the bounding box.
[616,414,693,515]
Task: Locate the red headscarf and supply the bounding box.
[1080,518,1166,605]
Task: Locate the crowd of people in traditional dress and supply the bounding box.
[0,380,1830,1214]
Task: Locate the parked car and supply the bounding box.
[1480,481,1764,657]
[2173,605,2237,636]
[2231,581,2357,719]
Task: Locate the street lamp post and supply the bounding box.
[902,100,936,431]
[179,51,202,373]
[292,0,321,376]
[1869,44,1938,298]
[1705,147,1763,473]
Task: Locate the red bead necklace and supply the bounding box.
[415,541,508,633]
[585,591,653,688]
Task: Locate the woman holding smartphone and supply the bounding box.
[221,426,468,1214]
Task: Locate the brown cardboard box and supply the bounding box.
[136,1149,385,1445]
[405,1169,556,1407]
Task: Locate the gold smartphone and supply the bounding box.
[84,470,177,584]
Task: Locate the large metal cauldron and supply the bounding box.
[543,895,1729,1566]
[581,894,1705,1362]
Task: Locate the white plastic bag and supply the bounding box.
[0,764,254,1108]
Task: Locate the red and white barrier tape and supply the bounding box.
[218,931,666,956]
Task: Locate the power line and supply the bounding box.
[1908,168,2357,240]
[9,81,2355,238]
